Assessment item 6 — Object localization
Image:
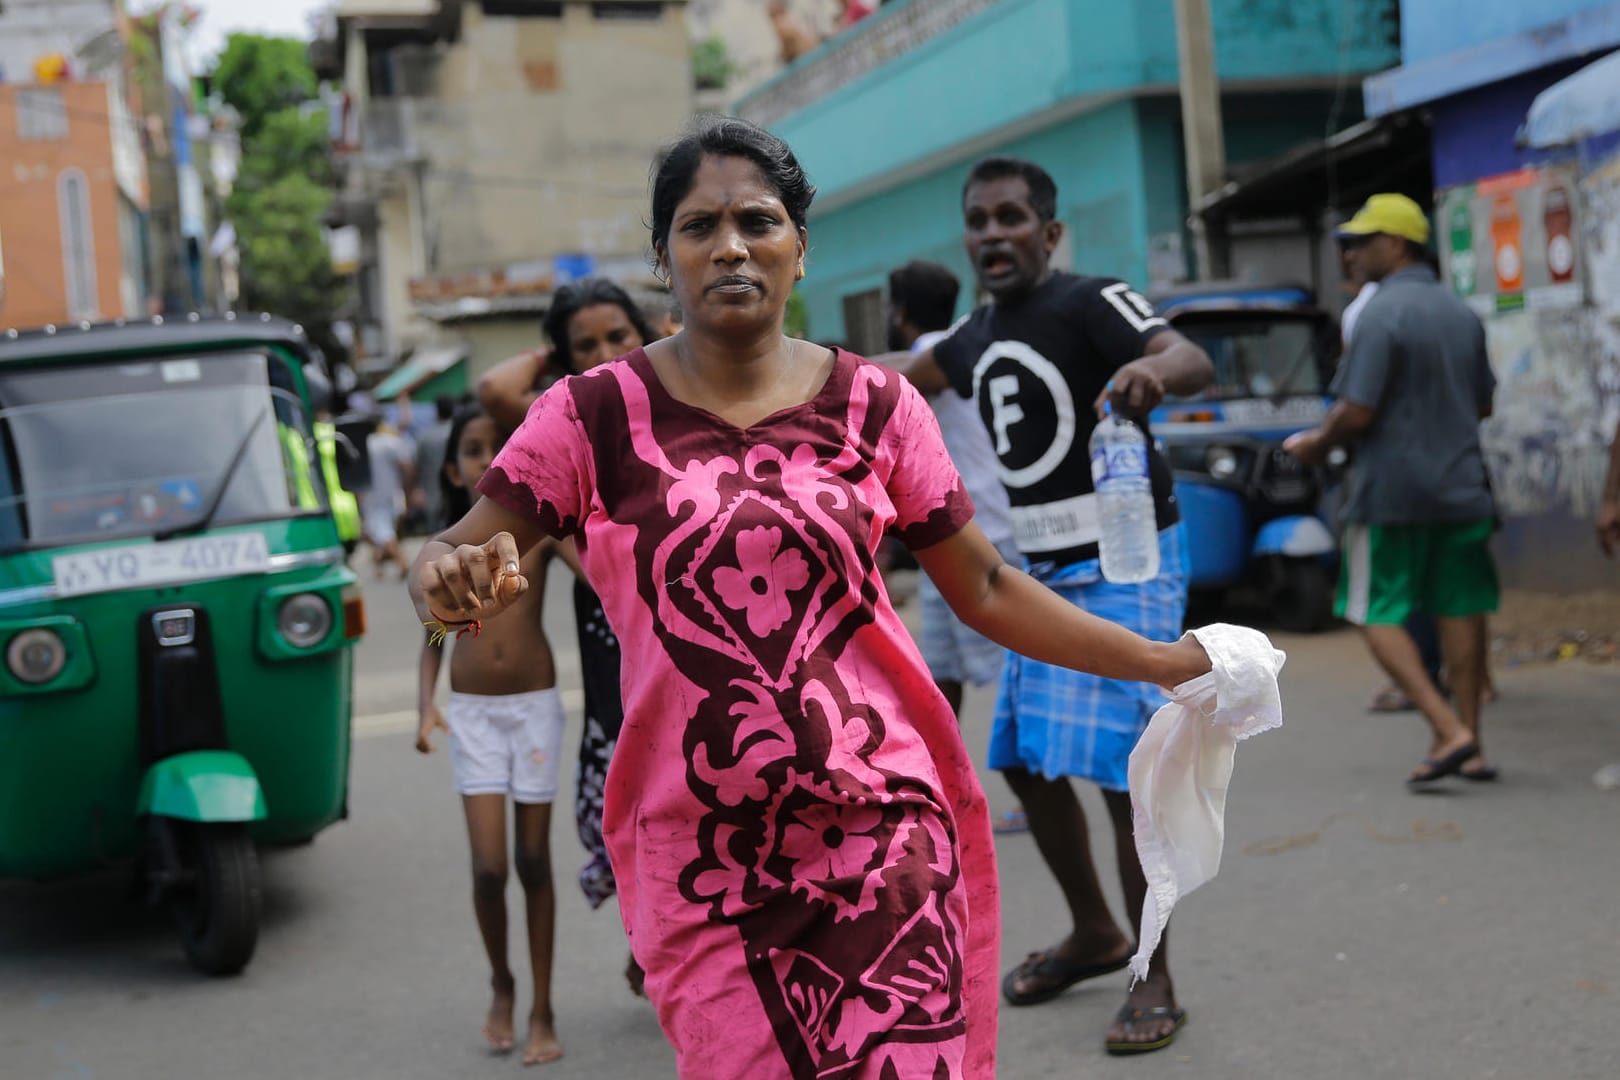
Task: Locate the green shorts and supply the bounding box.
[1336,519,1499,626]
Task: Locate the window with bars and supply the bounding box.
[58,169,99,321]
[591,2,662,19]
[840,288,886,356]
[482,0,563,15]
[17,88,68,141]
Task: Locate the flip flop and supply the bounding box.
[1460,765,1500,782]
[1105,1004,1188,1055]
[1368,685,1417,713]
[1002,949,1131,1006]
[1406,741,1480,785]
[991,809,1029,835]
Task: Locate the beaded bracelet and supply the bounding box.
[424,617,484,646]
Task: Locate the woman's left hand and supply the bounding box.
[1157,634,1212,690]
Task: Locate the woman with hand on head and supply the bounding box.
[410,117,1210,1079]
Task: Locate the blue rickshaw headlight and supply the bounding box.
[1206,447,1240,479]
[7,627,67,684]
[277,593,333,648]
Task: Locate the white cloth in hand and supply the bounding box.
[1127,623,1286,984]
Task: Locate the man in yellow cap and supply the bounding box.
[1286,192,1500,788]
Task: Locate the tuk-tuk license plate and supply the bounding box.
[52,533,272,598]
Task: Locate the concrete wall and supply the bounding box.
[798,100,1151,344]
[411,2,691,275]
[749,0,1397,208]
[795,86,1361,344]
[454,318,545,381]
[0,83,137,329]
[1399,0,1614,65]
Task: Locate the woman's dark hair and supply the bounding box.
[962,156,1058,224]
[541,277,657,374]
[439,403,495,528]
[649,117,817,256]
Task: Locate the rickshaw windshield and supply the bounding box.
[0,350,326,550]
[1171,314,1330,402]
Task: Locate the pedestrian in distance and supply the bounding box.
[477,276,659,995]
[886,260,1028,834]
[361,419,415,580]
[416,402,570,1067]
[1286,193,1500,785]
[1599,414,1620,557]
[409,116,1212,1079]
[413,394,458,533]
[889,156,1216,1055]
[1343,249,1498,717]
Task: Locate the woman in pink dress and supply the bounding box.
[410,118,1211,1079]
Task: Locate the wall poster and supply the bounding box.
[1438,165,1584,318]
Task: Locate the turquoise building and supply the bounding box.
[736,0,1400,348]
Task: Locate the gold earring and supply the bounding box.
[795,262,806,281]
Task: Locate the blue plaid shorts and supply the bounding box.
[988,523,1189,791]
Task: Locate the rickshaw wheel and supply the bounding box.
[172,823,262,976]
[1269,557,1334,634]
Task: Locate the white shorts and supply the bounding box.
[447,688,565,804]
[361,496,398,544]
[917,538,1020,687]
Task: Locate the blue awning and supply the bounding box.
[1365,6,1620,118]
[1519,48,1620,148]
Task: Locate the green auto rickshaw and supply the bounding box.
[0,314,366,975]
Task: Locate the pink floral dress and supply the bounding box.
[479,348,999,1079]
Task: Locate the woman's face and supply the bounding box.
[567,302,645,371]
[658,154,806,336]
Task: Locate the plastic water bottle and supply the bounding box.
[1090,408,1160,584]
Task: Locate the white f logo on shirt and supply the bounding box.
[988,374,1023,455]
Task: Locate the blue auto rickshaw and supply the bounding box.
[1148,283,1343,631]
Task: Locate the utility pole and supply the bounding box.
[1174,0,1228,279]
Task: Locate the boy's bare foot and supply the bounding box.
[484,974,516,1054]
[522,1010,563,1067]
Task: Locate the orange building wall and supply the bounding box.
[0,82,134,330]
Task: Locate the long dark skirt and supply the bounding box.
[573,580,625,908]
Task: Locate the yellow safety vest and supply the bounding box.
[314,421,362,543]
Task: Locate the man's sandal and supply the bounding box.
[1001,949,1131,1006]
[1104,1004,1188,1055]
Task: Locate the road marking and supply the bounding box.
[354,688,586,739]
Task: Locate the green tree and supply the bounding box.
[213,33,319,139]
[230,174,343,331]
[234,106,333,193]
[212,33,346,346]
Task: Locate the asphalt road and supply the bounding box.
[3,556,1618,1079]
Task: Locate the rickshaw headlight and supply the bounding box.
[1206,447,1241,480]
[7,628,67,684]
[277,593,333,648]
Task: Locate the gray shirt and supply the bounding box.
[1331,264,1496,525]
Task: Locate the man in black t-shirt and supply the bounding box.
[895,157,1213,1056]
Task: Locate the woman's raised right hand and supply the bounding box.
[416,532,528,624]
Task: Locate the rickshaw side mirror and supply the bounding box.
[304,364,335,415]
[333,413,378,492]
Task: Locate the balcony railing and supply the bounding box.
[359,98,424,172]
[736,0,1001,129]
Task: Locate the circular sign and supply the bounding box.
[970,340,1075,489]
[1495,242,1521,285]
[1548,234,1574,277]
